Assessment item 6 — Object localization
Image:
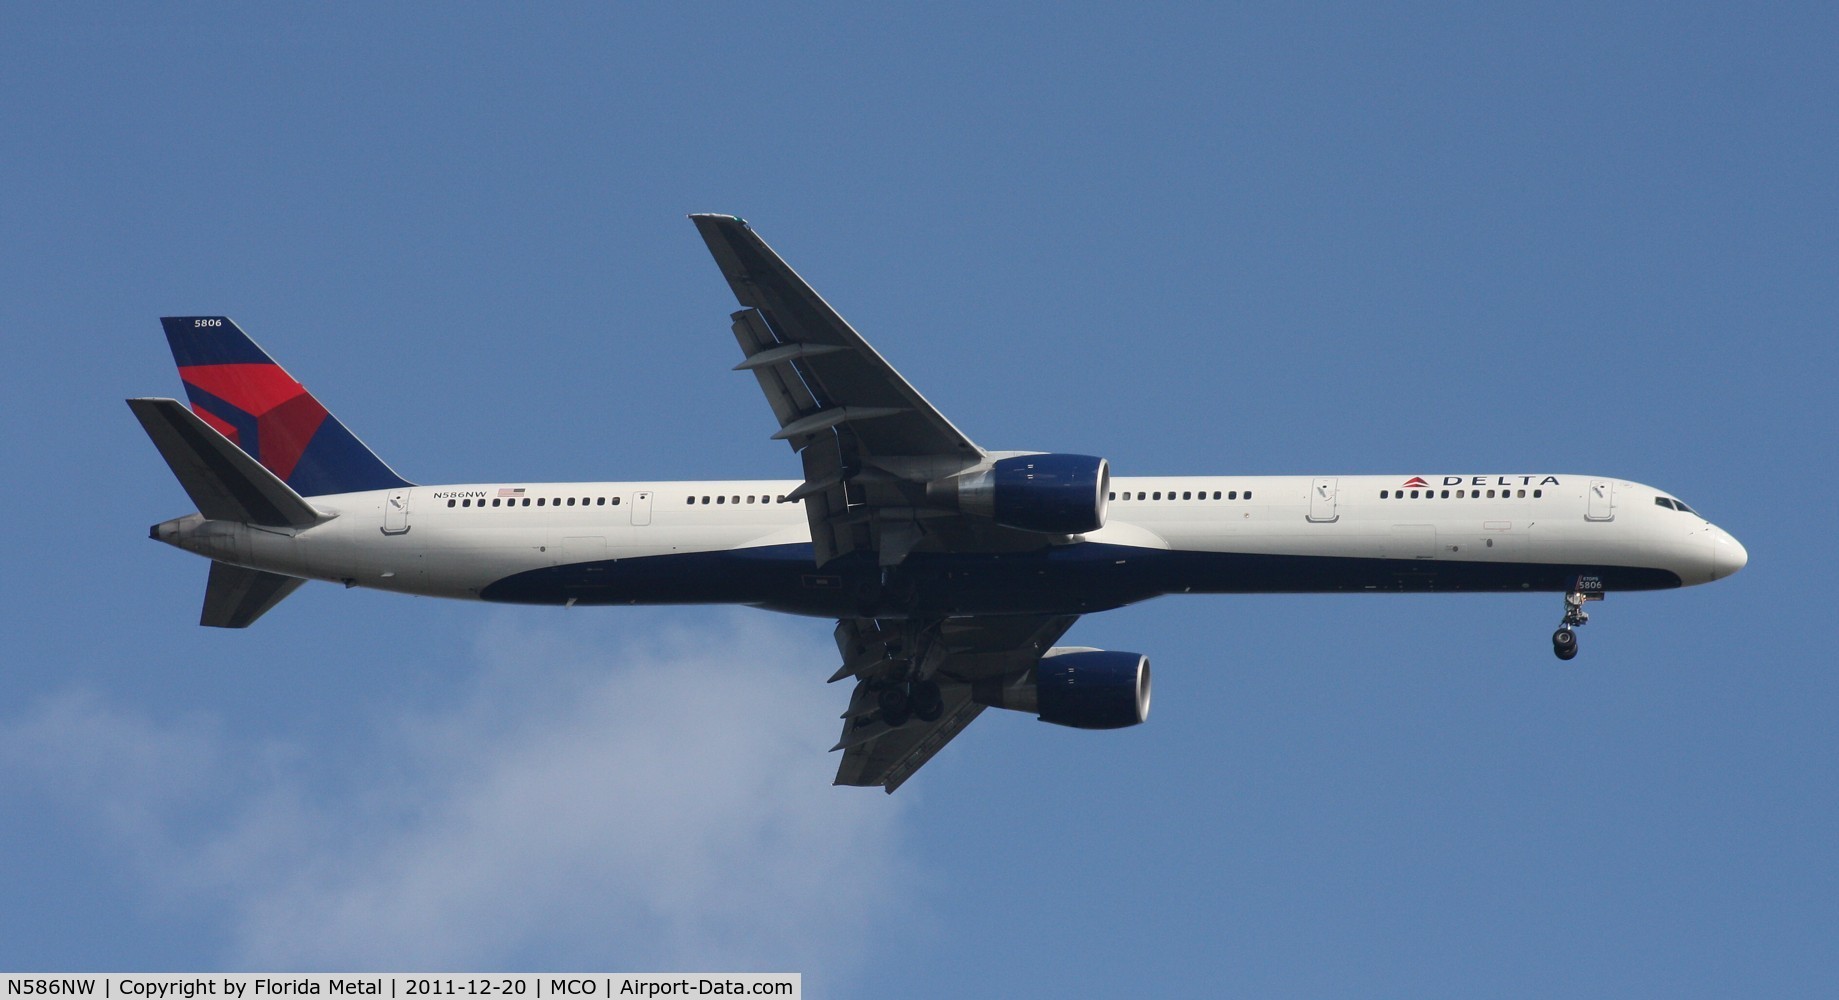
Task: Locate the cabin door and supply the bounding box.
[383,490,410,535]
[1586,480,1615,521]
[1308,478,1338,523]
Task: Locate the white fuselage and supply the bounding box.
[154,473,1747,619]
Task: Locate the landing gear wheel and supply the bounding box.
[909,680,944,723]
[877,685,911,728]
[1549,577,1603,661]
[1552,628,1578,661]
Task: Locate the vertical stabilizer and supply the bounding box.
[160,316,412,497]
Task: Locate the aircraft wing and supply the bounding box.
[830,614,1078,792]
[691,214,991,566]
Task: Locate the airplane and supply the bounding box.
[130,214,1749,792]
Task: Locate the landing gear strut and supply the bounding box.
[1552,578,1603,661]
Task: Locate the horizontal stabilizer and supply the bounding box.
[202,560,307,628]
[127,398,323,528]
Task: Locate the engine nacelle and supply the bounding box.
[946,453,1110,534]
[973,648,1151,730]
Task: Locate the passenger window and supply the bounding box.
[1244,491,1252,500]
[447,499,456,508]
[536,498,545,506]
[1212,491,1221,500]
[733,496,740,504]
[596,497,605,506]
[1441,490,1449,498]
[1516,489,1525,498]
[1533,490,1542,498]
[1486,490,1495,498]
[492,498,501,507]
[1410,490,1419,498]
[1229,491,1238,500]
[716,496,725,504]
[566,498,574,506]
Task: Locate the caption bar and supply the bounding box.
[3,978,797,1000]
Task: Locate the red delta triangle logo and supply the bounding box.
[1401,476,1430,488]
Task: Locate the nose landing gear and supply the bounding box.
[1552,577,1603,660]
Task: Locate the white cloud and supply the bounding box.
[1,611,915,983]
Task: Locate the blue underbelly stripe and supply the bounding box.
[476,542,1683,616]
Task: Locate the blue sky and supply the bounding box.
[2,4,1834,995]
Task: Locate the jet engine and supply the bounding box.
[931,453,1111,534]
[973,648,1151,730]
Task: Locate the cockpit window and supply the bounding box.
[1655,496,1699,515]
[1674,498,1697,515]
[1655,497,1677,510]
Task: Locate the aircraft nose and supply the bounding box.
[1712,527,1747,580]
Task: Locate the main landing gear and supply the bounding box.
[836,619,949,731]
[875,677,944,728]
[1552,578,1604,661]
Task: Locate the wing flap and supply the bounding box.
[696,215,1008,568]
[834,684,985,793]
[829,614,1079,792]
[692,214,983,460]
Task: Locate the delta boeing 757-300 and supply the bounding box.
[130,215,1748,791]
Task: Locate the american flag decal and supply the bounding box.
[498,487,526,497]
